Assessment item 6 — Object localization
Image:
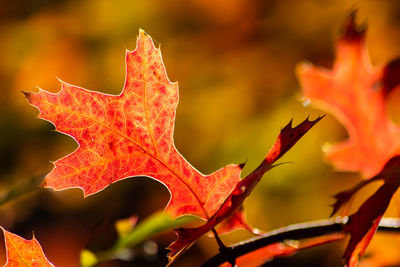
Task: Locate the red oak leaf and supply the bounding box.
[297,13,400,178]
[297,12,400,267]
[25,30,321,264]
[1,228,54,267]
[167,117,322,262]
[24,30,243,222]
[332,156,400,267]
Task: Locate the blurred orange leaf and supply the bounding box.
[297,13,400,178]
[298,12,400,267]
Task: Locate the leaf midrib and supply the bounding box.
[40,98,210,219]
[8,236,31,266]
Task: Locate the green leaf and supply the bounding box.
[113,212,195,249]
[82,211,196,265]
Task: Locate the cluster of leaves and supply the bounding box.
[298,12,400,266]
[2,12,400,267]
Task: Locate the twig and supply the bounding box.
[211,228,236,266]
[0,175,44,206]
[199,217,400,267]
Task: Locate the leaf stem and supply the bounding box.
[199,217,400,267]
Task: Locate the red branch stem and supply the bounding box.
[198,217,400,267]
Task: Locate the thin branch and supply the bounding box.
[211,228,228,250]
[0,175,44,206]
[199,217,400,267]
[211,228,236,266]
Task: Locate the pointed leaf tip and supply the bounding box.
[238,160,247,170]
[382,58,400,95]
[22,91,32,101]
[138,28,145,37]
[138,29,150,40]
[1,227,54,266]
[341,10,366,41]
[265,116,322,164]
[39,179,47,188]
[286,118,293,128]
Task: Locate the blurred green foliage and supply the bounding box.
[81,213,195,266]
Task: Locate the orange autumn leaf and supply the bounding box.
[297,13,400,178]
[1,228,54,267]
[24,30,243,222]
[298,12,400,267]
[25,30,321,264]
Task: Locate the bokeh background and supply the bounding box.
[1,0,400,266]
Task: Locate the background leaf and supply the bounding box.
[1,1,400,266]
